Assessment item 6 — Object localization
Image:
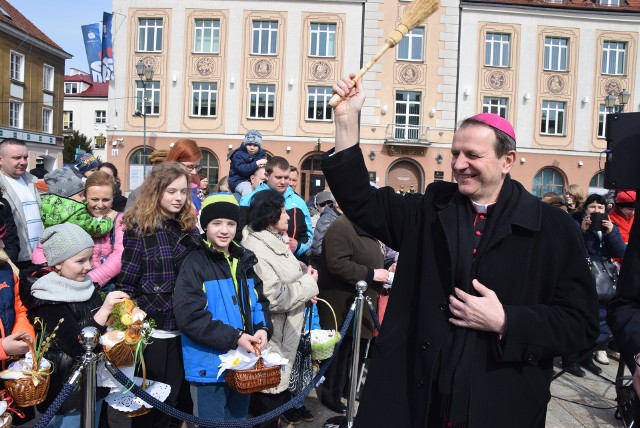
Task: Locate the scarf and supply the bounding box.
[437,178,521,427]
[609,208,633,244]
[31,272,95,303]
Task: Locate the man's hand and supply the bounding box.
[448,279,506,334]
[373,269,390,283]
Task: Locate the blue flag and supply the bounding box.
[101,12,114,81]
[81,23,104,83]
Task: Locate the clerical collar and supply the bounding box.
[471,200,495,214]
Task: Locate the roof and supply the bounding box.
[0,0,66,51]
[64,74,109,98]
[462,0,640,12]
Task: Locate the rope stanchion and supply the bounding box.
[103,306,357,428]
[364,296,382,332]
[32,382,77,428]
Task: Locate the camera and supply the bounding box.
[589,212,607,232]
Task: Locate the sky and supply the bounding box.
[8,0,112,73]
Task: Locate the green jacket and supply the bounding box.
[40,195,113,237]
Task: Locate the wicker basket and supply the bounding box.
[104,339,141,367]
[4,339,51,407]
[311,298,341,361]
[225,345,281,394]
[0,412,11,428]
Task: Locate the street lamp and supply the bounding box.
[135,60,154,174]
[605,89,631,113]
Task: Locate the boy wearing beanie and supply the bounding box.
[39,167,114,237]
[174,193,272,421]
[28,223,128,425]
[227,130,267,197]
[73,151,100,179]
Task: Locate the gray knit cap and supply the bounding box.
[44,168,84,198]
[41,223,94,266]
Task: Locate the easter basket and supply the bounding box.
[311,299,341,361]
[101,299,153,368]
[225,345,281,394]
[3,338,52,407]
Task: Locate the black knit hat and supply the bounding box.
[200,193,240,229]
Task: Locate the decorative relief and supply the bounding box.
[487,71,507,90]
[399,64,420,85]
[195,57,215,76]
[546,74,565,94]
[311,61,332,81]
[603,79,623,96]
[139,56,159,74]
[254,59,274,78]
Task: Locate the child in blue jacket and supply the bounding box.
[174,193,273,421]
[228,130,267,197]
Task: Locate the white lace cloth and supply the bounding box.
[97,362,171,413]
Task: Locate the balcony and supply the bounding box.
[384,124,430,146]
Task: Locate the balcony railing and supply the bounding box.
[384,124,430,145]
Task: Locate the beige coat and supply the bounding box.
[241,227,318,393]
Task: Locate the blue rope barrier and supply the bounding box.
[365,296,382,332]
[105,307,356,427]
[33,382,76,428]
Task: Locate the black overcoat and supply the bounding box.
[322,145,599,428]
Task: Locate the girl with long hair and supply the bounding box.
[117,162,201,427]
[166,139,204,211]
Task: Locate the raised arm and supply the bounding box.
[332,73,366,153]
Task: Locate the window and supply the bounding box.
[42,108,52,133]
[10,51,24,82]
[544,37,568,71]
[602,41,626,75]
[395,91,421,140]
[252,21,278,55]
[249,84,275,119]
[138,18,163,52]
[485,33,510,67]
[600,0,620,5]
[482,97,508,118]
[194,19,220,54]
[540,101,565,135]
[200,149,219,190]
[9,101,22,128]
[128,148,154,190]
[43,65,54,91]
[532,168,564,197]
[307,86,333,121]
[309,23,336,57]
[63,111,73,130]
[64,82,79,94]
[135,81,160,115]
[191,82,218,117]
[397,28,424,62]
[598,104,611,138]
[590,172,605,188]
[95,110,107,124]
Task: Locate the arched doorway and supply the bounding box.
[532,167,565,197]
[300,153,325,200]
[128,147,154,191]
[386,159,424,193]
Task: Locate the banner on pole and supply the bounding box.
[81,23,104,83]
[101,12,114,81]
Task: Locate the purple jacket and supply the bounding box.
[117,219,200,331]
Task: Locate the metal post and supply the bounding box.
[78,327,99,428]
[142,92,147,176]
[347,280,368,428]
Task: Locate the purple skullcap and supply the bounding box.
[468,113,516,144]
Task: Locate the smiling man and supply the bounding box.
[0,139,42,267]
[322,75,599,428]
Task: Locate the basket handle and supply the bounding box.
[253,344,265,370]
[21,337,38,371]
[316,298,339,331]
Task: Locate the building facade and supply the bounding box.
[0,0,70,172]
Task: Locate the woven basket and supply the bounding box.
[311,298,341,361]
[0,412,11,428]
[104,339,142,367]
[4,339,51,407]
[225,345,281,394]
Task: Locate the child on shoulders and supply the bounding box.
[228,130,267,197]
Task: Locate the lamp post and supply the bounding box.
[604,89,631,113]
[135,60,154,175]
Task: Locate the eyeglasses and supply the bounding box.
[318,201,333,208]
[181,163,202,172]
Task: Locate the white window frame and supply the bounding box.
[138,18,163,52]
[193,19,220,54]
[600,0,620,5]
[135,81,160,115]
[394,91,421,140]
[306,86,333,121]
[397,28,424,62]
[63,111,73,130]
[248,84,275,119]
[9,101,23,128]
[540,100,566,136]
[191,82,218,117]
[602,41,626,75]
[482,97,508,118]
[95,110,107,124]
[598,104,611,138]
[532,168,564,197]
[252,21,278,55]
[309,22,336,58]
[10,51,24,82]
[42,108,53,133]
[544,37,569,71]
[485,33,510,67]
[65,82,79,94]
[43,64,54,92]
